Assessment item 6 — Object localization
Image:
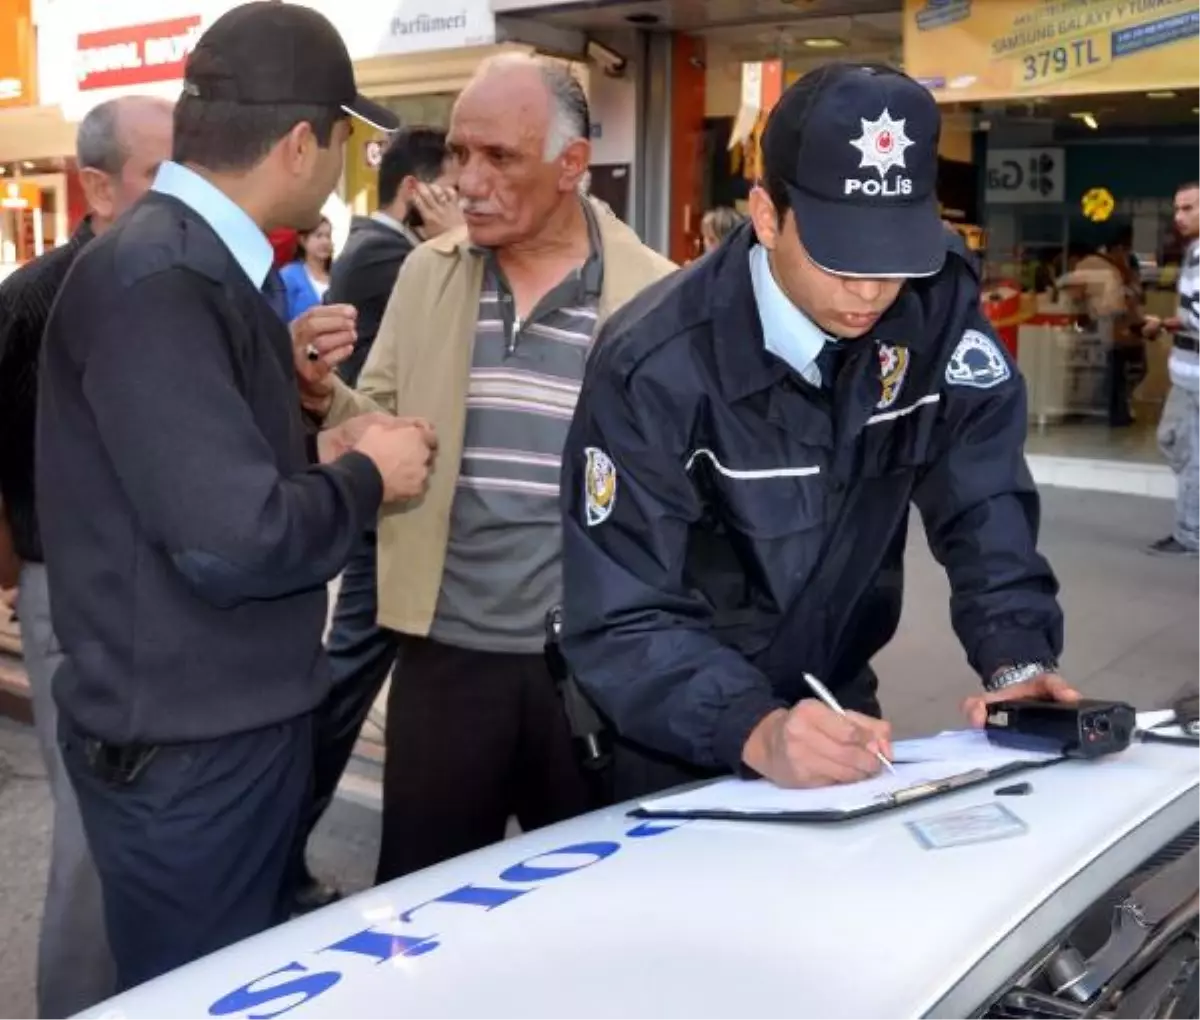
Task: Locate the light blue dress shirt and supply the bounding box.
[748,243,831,387]
[151,161,274,289]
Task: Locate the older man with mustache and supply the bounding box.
[292,53,675,881]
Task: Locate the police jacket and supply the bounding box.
[560,225,1063,774]
[36,193,383,746]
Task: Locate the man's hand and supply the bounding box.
[316,412,412,464]
[962,672,1082,729]
[353,421,437,502]
[411,182,464,239]
[742,700,894,789]
[291,304,357,418]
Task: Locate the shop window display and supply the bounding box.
[982,195,1187,464]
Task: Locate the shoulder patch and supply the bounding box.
[584,447,617,526]
[946,329,1011,390]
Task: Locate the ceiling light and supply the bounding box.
[1147,90,1176,99]
[803,38,845,49]
[21,160,34,169]
[1081,113,1098,130]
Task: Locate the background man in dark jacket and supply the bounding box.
[333,126,459,386]
[0,94,172,1018]
[293,125,461,912]
[36,3,434,991]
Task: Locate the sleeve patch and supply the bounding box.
[946,329,1011,390]
[584,446,617,526]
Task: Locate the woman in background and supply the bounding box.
[700,206,745,254]
[280,216,334,321]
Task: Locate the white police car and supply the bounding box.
[79,734,1197,1019]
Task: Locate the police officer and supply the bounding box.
[560,64,1078,798]
[37,2,435,992]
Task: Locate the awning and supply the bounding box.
[0,102,74,161]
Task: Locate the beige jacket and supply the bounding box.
[327,202,676,636]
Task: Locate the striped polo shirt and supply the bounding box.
[1171,240,1199,392]
[429,203,603,653]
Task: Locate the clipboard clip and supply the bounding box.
[875,768,991,807]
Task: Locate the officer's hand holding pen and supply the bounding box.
[741,700,894,790]
[291,303,357,417]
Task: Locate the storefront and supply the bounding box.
[0,0,73,274]
[28,0,519,252]
[497,1,984,263]
[904,0,1199,468]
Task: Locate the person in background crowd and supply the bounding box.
[290,125,461,914]
[280,215,333,319]
[559,63,1074,798]
[700,205,745,254]
[1142,181,1199,556]
[36,2,433,990]
[334,127,461,386]
[0,94,173,1018]
[1061,240,1146,428]
[269,226,298,269]
[292,53,675,881]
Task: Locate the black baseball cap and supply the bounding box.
[762,63,944,278]
[183,2,399,133]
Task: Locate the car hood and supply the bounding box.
[78,741,1198,1019]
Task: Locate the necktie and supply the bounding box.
[814,342,844,390]
[263,268,289,323]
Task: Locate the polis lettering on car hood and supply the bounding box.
[207,820,687,1019]
[73,742,1198,1020]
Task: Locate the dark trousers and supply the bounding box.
[60,714,313,992]
[1107,344,1146,426]
[300,530,399,866]
[377,636,592,883]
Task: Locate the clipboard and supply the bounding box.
[627,757,1065,824]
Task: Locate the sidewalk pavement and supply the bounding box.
[0,487,1194,1016]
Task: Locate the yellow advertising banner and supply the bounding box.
[903,0,1200,102]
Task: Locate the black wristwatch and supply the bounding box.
[985,660,1058,694]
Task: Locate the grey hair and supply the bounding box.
[539,63,590,160]
[76,99,126,174]
[473,54,591,161]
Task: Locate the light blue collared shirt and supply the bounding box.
[748,243,831,387]
[151,161,274,289]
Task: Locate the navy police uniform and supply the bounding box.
[559,65,1064,797]
[36,5,401,993]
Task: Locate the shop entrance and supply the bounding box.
[969,88,1199,464]
[0,169,68,279]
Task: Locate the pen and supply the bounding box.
[801,672,896,774]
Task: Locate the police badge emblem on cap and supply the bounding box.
[761,63,946,279]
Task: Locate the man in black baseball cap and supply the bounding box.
[557,62,1075,800]
[184,1,398,135]
[37,0,436,997]
[762,61,944,278]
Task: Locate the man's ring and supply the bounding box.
[305,344,320,362]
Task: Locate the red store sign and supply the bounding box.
[76,16,201,92]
